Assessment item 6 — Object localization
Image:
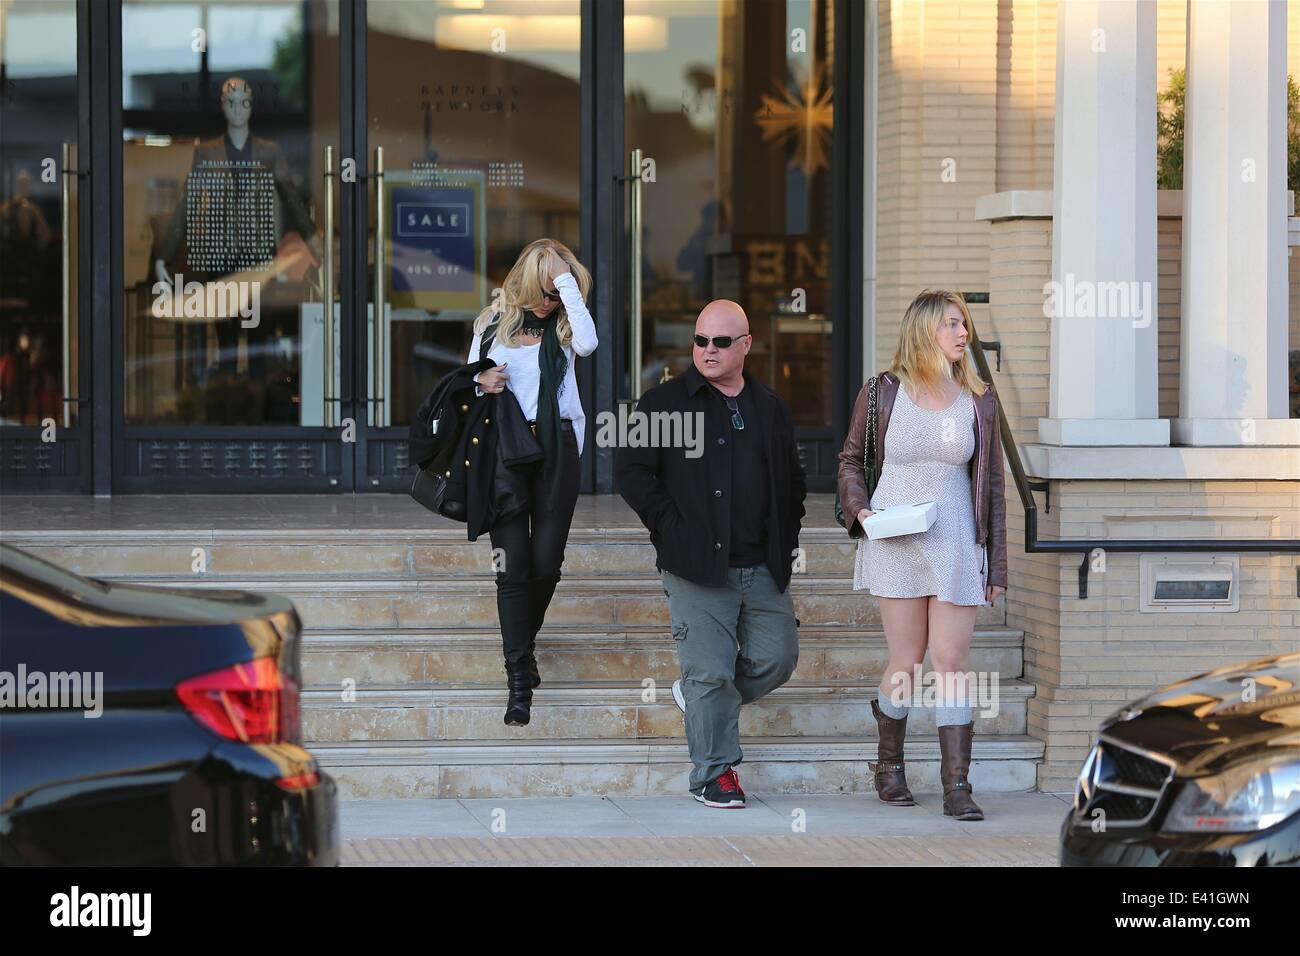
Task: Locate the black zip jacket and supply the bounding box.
[614,364,807,592]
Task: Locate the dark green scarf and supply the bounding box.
[500,308,567,486]
[534,312,568,482]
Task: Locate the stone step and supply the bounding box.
[13,528,865,580]
[312,735,1046,799]
[10,526,1034,799]
[300,679,1033,743]
[301,625,1025,685]
[66,575,1006,631]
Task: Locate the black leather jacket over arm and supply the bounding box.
[409,359,543,541]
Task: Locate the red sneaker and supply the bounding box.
[694,767,746,808]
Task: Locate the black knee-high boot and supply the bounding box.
[503,659,534,726]
[496,576,538,722]
[524,574,560,688]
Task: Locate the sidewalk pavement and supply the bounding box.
[341,791,1072,866]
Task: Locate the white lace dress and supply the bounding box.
[852,386,987,605]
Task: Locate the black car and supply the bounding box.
[1061,652,1300,866]
[0,544,338,865]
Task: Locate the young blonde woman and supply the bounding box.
[469,239,596,726]
[837,290,1006,821]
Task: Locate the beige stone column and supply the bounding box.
[1172,0,1300,446]
[1038,0,1168,447]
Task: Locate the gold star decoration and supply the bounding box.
[754,65,833,175]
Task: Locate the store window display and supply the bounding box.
[138,77,322,425]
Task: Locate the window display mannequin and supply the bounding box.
[154,76,319,396]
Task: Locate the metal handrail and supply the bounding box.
[964,315,1300,598]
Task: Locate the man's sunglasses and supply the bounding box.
[723,395,744,430]
[693,333,750,349]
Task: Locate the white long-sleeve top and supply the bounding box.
[467,270,598,456]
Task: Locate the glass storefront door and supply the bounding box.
[622,0,842,474]
[117,0,345,490]
[113,0,585,493]
[360,0,582,489]
[1,0,856,494]
[0,0,88,492]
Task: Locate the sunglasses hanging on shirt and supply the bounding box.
[723,395,744,430]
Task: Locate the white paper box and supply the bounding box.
[864,501,938,540]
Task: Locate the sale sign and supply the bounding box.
[385,169,486,313]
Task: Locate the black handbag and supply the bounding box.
[410,461,457,517]
[834,375,879,529]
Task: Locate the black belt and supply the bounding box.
[526,419,575,436]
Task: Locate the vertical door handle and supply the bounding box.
[628,147,644,400]
[60,142,83,428]
[372,146,388,427]
[322,145,337,427]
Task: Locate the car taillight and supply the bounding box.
[176,657,300,744]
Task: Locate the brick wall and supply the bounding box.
[995,0,1056,191]
[1032,481,1300,790]
[1157,210,1182,418]
[981,213,1064,788]
[875,0,1000,373]
[1155,0,1186,91]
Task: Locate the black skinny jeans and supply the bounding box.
[489,419,581,667]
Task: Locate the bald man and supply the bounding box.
[615,300,806,808]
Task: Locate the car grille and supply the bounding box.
[1089,790,1157,823]
[1074,735,1177,829]
[1107,745,1174,790]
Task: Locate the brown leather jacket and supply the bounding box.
[836,372,1007,589]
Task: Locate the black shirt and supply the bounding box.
[712,381,769,567]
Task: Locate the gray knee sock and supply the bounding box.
[935,701,973,727]
[876,685,909,720]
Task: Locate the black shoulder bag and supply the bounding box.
[834,375,879,529]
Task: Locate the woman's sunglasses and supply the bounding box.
[693,333,750,349]
[541,288,562,303]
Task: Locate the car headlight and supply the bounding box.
[1163,753,1300,833]
[1073,743,1098,811]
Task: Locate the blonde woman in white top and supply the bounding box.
[469,239,597,726]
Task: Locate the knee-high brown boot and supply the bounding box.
[938,722,984,820]
[869,699,916,805]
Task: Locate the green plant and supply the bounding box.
[270,25,305,111]
[1156,67,1300,190]
[1155,68,1185,189]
